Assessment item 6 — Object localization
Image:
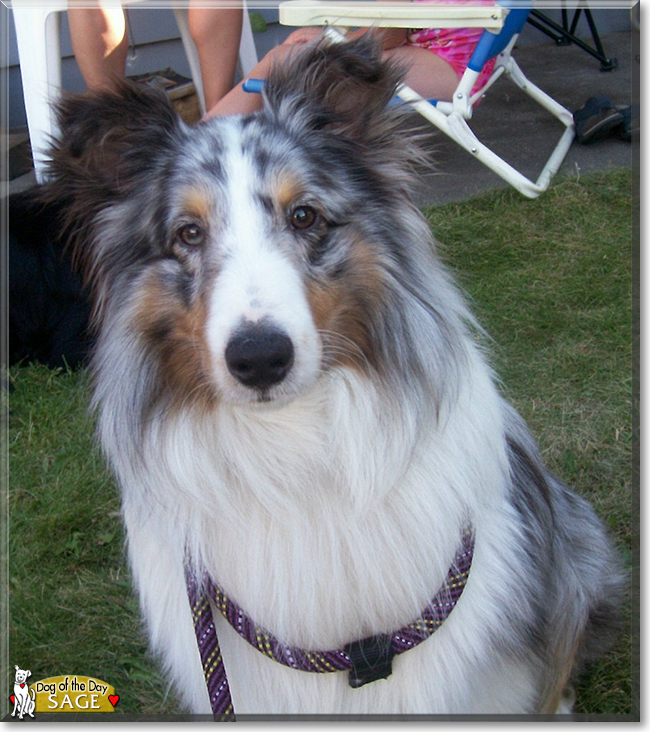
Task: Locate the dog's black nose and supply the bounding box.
[225,324,294,390]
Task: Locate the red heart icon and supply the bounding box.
[108,694,119,707]
[9,694,15,705]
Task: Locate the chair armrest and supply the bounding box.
[279,1,505,31]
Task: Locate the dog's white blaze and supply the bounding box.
[205,121,322,402]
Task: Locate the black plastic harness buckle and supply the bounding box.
[344,634,395,689]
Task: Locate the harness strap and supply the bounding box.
[186,526,474,718]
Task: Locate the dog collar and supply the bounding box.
[186,526,474,719]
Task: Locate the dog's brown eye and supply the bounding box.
[290,206,317,230]
[178,223,205,247]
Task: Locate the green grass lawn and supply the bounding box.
[3,169,635,718]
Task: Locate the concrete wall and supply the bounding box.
[2,3,632,130]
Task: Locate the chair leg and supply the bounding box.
[503,56,574,127]
[396,80,574,199]
[12,7,62,183]
[238,7,258,76]
[171,4,206,115]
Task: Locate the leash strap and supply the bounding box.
[186,527,474,717]
[186,572,235,720]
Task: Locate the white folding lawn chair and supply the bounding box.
[278,1,576,199]
[10,0,259,183]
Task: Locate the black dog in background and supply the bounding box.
[8,189,93,369]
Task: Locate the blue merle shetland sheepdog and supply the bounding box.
[46,37,623,715]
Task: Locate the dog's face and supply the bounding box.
[14,667,30,684]
[48,38,441,414]
[132,113,359,407]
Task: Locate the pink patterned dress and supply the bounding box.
[406,0,497,96]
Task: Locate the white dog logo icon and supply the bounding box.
[11,665,35,719]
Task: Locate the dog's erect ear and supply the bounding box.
[46,80,183,201]
[42,81,184,259]
[262,35,405,141]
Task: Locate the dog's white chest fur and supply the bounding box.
[119,364,532,714]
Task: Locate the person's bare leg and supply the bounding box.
[205,43,298,118]
[68,3,128,92]
[382,45,460,102]
[205,35,460,118]
[189,6,243,111]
